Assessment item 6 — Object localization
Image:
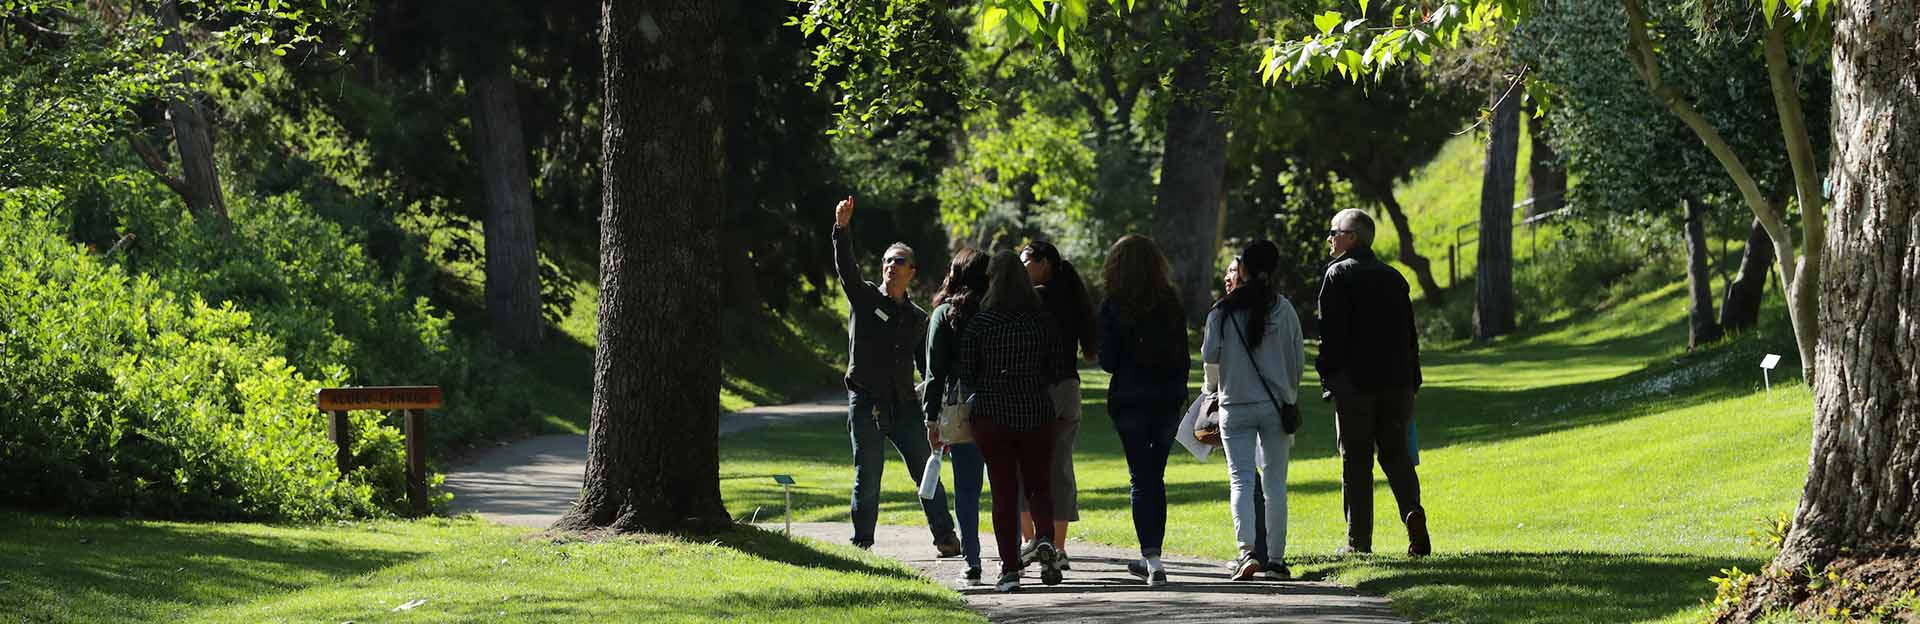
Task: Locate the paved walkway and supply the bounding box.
[444,394,1405,623]
[442,394,845,527]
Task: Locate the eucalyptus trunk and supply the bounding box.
[1473,79,1520,339]
[1682,199,1722,349]
[1718,218,1772,332]
[555,0,730,534]
[1772,0,1920,578]
[1381,194,1446,306]
[467,60,546,354]
[1153,0,1242,325]
[1526,111,1567,219]
[156,0,229,235]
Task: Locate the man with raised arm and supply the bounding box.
[831,196,961,557]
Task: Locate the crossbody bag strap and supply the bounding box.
[1229,311,1285,408]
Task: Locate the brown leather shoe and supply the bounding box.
[934,532,963,558]
[1405,510,1432,557]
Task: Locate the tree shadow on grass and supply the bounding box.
[710,524,930,583]
[0,513,431,622]
[1307,550,1761,624]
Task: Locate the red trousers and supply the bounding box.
[973,416,1057,574]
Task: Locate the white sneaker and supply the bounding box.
[994,571,1021,593]
[1018,539,1041,568]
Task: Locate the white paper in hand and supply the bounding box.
[1175,394,1215,462]
[918,452,944,499]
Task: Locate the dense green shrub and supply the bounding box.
[0,188,403,520]
[103,185,537,452]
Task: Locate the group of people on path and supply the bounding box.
[830,196,1431,593]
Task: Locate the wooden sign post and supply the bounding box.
[317,386,444,516]
[773,474,797,536]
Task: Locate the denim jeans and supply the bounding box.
[848,390,955,548]
[1111,397,1183,558]
[1221,401,1290,561]
[947,442,986,569]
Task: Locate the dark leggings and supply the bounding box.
[974,416,1056,574]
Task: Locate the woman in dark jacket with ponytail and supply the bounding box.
[1016,240,1096,568]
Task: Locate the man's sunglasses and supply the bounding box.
[883,256,915,267]
[1326,229,1353,238]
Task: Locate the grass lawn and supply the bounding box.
[0,513,978,624]
[717,278,1813,624]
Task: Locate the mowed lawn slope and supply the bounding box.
[0,514,978,624]
[718,281,1813,623]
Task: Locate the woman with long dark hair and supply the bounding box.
[1095,235,1191,586]
[1203,240,1306,581]
[1016,240,1095,568]
[923,247,991,583]
[958,250,1073,592]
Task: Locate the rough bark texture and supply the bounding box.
[1525,109,1566,220]
[1473,80,1520,339]
[1381,194,1446,306]
[466,61,546,354]
[1153,0,1241,325]
[554,1,730,534]
[1719,218,1773,332]
[156,0,229,235]
[1682,199,1722,349]
[1731,5,1920,620]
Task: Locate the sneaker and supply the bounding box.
[1263,562,1292,580]
[1034,542,1063,586]
[1127,560,1169,587]
[1337,544,1372,556]
[1230,552,1262,581]
[1405,510,1432,558]
[1057,549,1070,571]
[994,570,1021,593]
[1018,539,1042,568]
[961,566,983,584]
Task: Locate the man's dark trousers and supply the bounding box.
[1333,387,1422,550]
[848,390,955,548]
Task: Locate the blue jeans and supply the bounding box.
[947,442,985,569]
[848,390,955,548]
[1222,402,1290,562]
[1111,398,1183,558]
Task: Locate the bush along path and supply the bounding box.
[446,394,1405,623]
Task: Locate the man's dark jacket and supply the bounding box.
[1315,247,1422,395]
[833,225,928,429]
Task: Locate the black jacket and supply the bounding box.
[833,225,928,428]
[1096,300,1191,410]
[1315,247,1422,395]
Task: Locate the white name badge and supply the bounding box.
[874,308,891,322]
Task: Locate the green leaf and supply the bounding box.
[1761,0,1778,25]
[1029,0,1048,17]
[1314,11,1343,35]
[980,7,1009,34]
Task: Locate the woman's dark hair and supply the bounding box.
[1101,234,1180,322]
[933,246,990,330]
[1022,240,1097,354]
[1219,240,1280,349]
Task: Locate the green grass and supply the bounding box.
[716,274,1812,624]
[0,513,978,624]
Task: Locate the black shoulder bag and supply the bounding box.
[1229,312,1301,434]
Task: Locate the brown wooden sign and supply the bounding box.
[316,386,443,411]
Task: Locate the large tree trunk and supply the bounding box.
[466,60,546,354]
[1153,0,1242,325]
[1682,198,1722,349]
[1526,108,1566,220]
[1718,218,1772,332]
[1733,6,1920,620]
[555,1,730,534]
[1473,79,1520,339]
[1381,193,1446,306]
[156,0,230,235]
